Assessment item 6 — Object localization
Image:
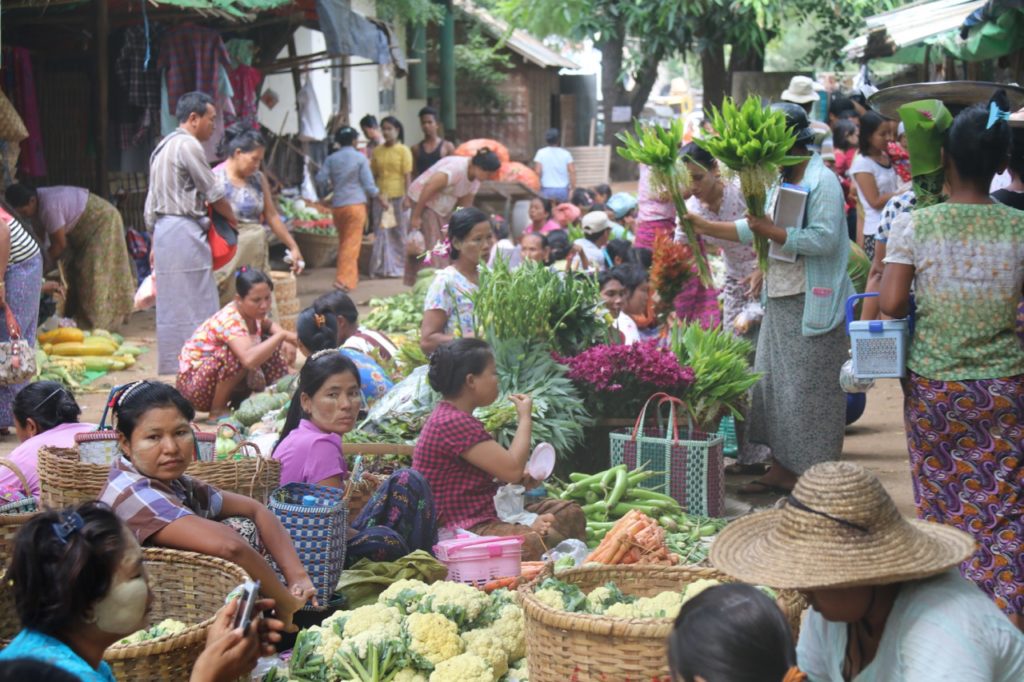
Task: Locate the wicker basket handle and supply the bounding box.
[243,451,269,499]
[0,457,31,498]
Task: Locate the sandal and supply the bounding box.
[725,462,770,476]
[332,282,351,292]
[737,479,793,496]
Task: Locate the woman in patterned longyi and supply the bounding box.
[881,93,1024,627]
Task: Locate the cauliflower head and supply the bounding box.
[603,601,641,619]
[462,628,509,680]
[507,658,529,682]
[393,670,429,682]
[379,579,431,614]
[340,603,404,639]
[487,603,525,661]
[632,591,684,619]
[300,623,345,663]
[532,588,564,611]
[682,579,721,605]
[405,611,463,666]
[428,652,492,682]
[421,581,491,628]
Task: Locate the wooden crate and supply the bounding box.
[566,146,612,187]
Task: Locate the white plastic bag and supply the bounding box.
[494,484,538,526]
[133,274,156,311]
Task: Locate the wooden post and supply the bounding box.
[287,33,303,120]
[95,0,110,198]
[439,0,456,133]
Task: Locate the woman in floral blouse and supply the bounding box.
[419,207,494,354]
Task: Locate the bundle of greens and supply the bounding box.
[670,322,762,429]
[617,118,712,287]
[362,269,436,334]
[473,259,605,356]
[477,339,592,455]
[696,97,803,273]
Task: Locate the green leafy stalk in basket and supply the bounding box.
[696,97,804,274]
[670,322,762,429]
[617,118,713,288]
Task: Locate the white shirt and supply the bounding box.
[533,146,574,189]
[571,238,607,272]
[615,311,640,344]
[850,154,900,237]
[797,570,1024,681]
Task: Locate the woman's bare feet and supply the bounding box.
[531,513,555,536]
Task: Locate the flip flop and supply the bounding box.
[332,282,351,292]
[725,462,770,476]
[737,480,793,496]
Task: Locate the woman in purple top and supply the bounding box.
[273,350,437,565]
[3,381,95,498]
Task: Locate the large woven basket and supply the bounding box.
[292,230,338,268]
[38,446,283,507]
[0,571,19,645]
[519,564,806,682]
[0,458,37,568]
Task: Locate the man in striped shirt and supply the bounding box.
[145,92,238,374]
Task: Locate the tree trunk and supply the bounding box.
[701,41,727,112]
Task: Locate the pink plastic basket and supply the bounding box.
[433,534,524,585]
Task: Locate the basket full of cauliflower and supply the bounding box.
[269,579,529,682]
[517,564,796,682]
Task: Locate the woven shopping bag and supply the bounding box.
[0,307,36,386]
[269,483,347,609]
[609,392,725,517]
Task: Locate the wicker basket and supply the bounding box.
[0,571,19,646]
[105,548,248,680]
[38,446,283,507]
[271,271,300,317]
[0,458,37,567]
[292,231,338,268]
[343,472,383,520]
[519,564,806,682]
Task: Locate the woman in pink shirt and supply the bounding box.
[3,381,95,499]
[272,351,436,565]
[524,197,560,235]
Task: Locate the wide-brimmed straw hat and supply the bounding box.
[711,461,975,590]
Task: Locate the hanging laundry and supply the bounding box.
[115,23,164,149]
[1,47,46,177]
[158,23,232,112]
[200,64,236,163]
[298,78,326,142]
[227,65,262,130]
[225,39,256,68]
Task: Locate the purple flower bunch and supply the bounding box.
[557,341,694,417]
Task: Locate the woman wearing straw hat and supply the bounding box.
[711,461,1024,680]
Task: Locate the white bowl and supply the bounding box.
[526,442,556,480]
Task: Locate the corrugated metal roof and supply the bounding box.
[149,0,292,21]
[843,0,988,60]
[454,0,579,70]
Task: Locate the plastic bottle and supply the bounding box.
[301,494,318,507]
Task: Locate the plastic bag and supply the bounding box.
[840,358,875,393]
[494,484,538,526]
[733,300,764,335]
[133,274,156,311]
[364,365,438,433]
[405,229,426,257]
[542,539,590,568]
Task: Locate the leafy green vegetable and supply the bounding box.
[362,269,436,333]
[670,322,762,428]
[537,578,588,613]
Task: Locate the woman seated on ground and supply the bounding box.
[0,502,285,681]
[413,338,585,561]
[98,381,315,631]
[669,583,803,682]
[177,268,295,421]
[310,289,399,363]
[5,183,134,331]
[213,126,304,303]
[272,351,437,566]
[419,207,494,354]
[295,306,394,403]
[710,461,1024,680]
[2,382,95,499]
[524,197,560,236]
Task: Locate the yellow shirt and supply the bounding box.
[371,143,413,200]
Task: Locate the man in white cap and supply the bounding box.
[781,75,831,146]
[570,210,612,271]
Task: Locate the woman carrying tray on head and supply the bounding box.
[176,268,295,422]
[413,338,586,562]
[97,381,315,632]
[272,351,437,566]
[0,502,286,681]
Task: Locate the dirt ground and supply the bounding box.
[0,264,917,518]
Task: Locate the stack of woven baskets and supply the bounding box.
[271,270,300,332]
[518,564,806,682]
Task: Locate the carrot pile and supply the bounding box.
[585,510,679,566]
[481,561,546,592]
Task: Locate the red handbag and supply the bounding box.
[208,209,238,270]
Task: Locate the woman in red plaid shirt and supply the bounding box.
[413,339,585,561]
